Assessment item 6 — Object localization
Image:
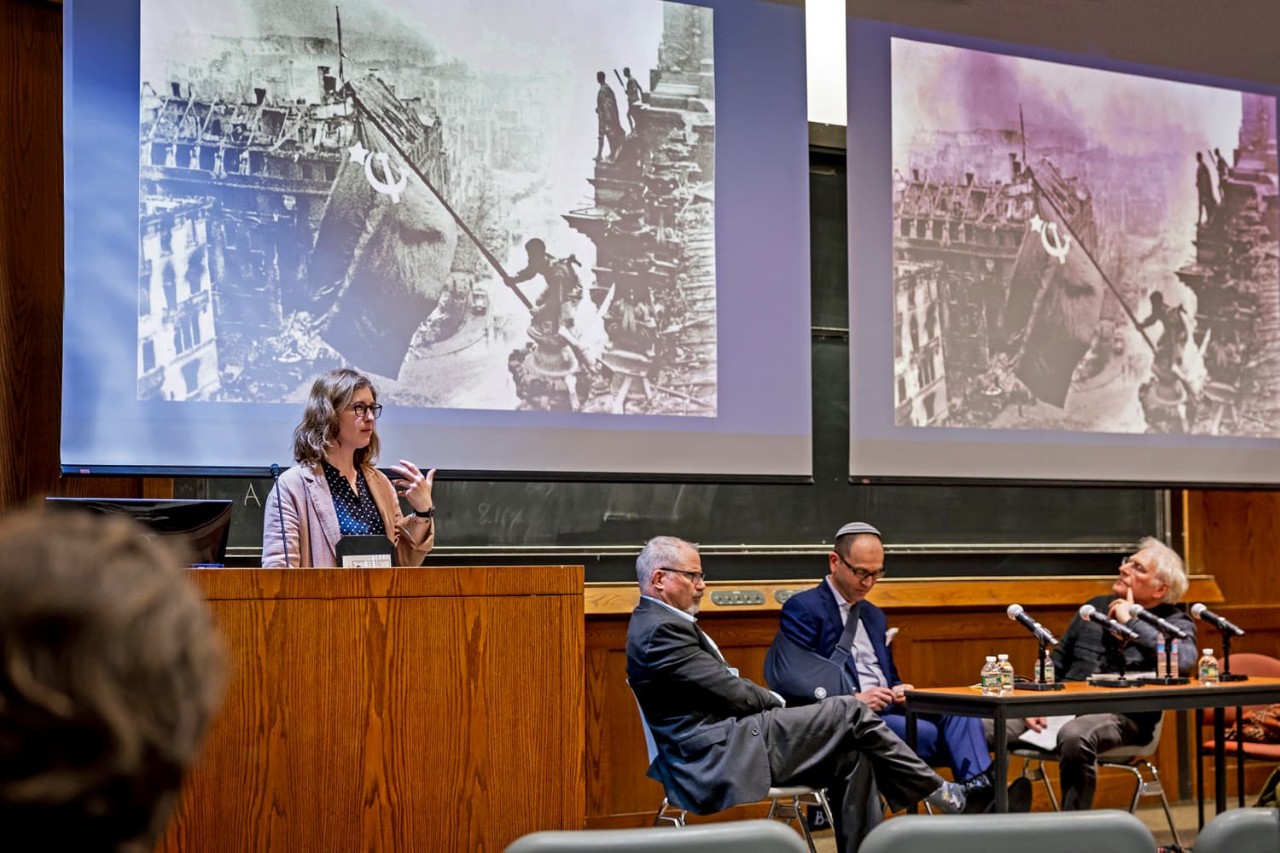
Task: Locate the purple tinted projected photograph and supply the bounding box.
[890,38,1279,437]
[138,0,716,417]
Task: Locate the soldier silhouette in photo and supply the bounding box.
[505,238,583,338]
[595,71,626,162]
[1213,147,1233,199]
[1196,151,1218,224]
[1137,291,1195,433]
[622,67,644,133]
[1137,291,1189,373]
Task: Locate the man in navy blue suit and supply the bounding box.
[766,522,1031,813]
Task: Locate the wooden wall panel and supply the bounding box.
[0,0,63,507]
[1184,491,1280,666]
[1185,490,1280,609]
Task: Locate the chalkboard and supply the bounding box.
[175,152,1162,580]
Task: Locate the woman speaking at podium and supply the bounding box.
[262,368,436,567]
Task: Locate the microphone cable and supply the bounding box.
[271,463,290,567]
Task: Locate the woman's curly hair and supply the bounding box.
[291,367,381,468]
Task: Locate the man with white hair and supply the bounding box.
[998,536,1195,811]
[626,536,965,853]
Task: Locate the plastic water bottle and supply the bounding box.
[1034,656,1056,684]
[1198,649,1219,686]
[1155,634,1167,677]
[1169,638,1181,677]
[997,653,1014,695]
[980,656,1001,696]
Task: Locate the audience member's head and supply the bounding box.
[0,508,225,852]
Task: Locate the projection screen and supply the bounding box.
[848,19,1280,485]
[63,0,811,477]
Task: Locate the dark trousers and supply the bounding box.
[764,696,942,853]
[987,713,1144,810]
[1058,714,1143,810]
[881,708,992,782]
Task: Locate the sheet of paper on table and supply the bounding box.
[1014,715,1076,752]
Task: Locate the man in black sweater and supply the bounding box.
[1017,537,1195,810]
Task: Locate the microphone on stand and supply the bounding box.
[1080,604,1142,688]
[1192,604,1249,682]
[1080,604,1140,641]
[1007,604,1060,645]
[1191,604,1245,637]
[1128,603,1191,641]
[1007,605,1065,691]
[271,463,290,568]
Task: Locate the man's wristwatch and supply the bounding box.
[414,506,436,519]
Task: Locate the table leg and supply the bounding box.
[907,709,919,814]
[1196,708,1205,830]
[1235,704,1244,808]
[1214,706,1227,814]
[994,706,1008,812]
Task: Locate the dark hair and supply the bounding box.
[0,508,224,851]
[291,367,381,468]
[596,70,606,83]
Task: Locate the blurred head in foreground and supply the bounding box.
[0,508,224,852]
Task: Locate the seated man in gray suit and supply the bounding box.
[626,536,966,853]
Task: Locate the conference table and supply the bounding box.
[904,676,1280,813]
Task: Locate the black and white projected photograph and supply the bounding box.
[890,38,1280,437]
[139,0,717,417]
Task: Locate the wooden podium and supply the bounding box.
[160,566,585,853]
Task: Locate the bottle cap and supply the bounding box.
[998,653,1009,660]
[1203,649,1213,655]
[985,656,996,662]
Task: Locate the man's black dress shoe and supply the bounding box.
[957,769,1033,813]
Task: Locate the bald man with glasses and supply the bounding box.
[765,522,1031,813]
[627,536,966,853]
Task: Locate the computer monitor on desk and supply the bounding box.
[44,497,233,566]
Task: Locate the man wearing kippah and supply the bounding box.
[766,522,1031,813]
